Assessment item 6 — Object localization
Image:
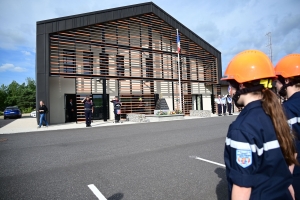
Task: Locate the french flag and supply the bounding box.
[176,29,180,53]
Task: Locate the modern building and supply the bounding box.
[36,2,222,124]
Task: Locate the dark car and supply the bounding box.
[4,106,22,119]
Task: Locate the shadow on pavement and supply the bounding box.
[0,118,16,128]
[107,193,124,200]
[215,167,228,200]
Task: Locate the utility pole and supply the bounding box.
[266,32,273,62]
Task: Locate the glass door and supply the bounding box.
[92,94,109,120]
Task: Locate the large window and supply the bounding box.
[63,49,76,73]
[83,51,93,75]
[100,53,109,75]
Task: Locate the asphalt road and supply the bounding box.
[0,116,236,200]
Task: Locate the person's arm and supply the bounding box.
[81,97,86,103]
[232,184,251,200]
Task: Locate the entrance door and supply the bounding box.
[92,94,109,120]
[65,94,77,123]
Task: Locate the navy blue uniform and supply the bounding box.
[283,91,300,198]
[227,97,232,115]
[224,100,293,200]
[83,99,93,126]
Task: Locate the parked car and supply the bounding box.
[30,110,37,118]
[3,106,22,119]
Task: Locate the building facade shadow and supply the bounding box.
[215,167,228,200]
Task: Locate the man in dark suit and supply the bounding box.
[67,98,75,122]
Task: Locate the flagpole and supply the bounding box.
[176,29,182,111]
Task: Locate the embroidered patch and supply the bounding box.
[236,149,252,168]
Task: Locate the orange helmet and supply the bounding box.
[221,50,276,83]
[274,54,300,78]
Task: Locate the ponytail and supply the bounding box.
[261,89,298,166]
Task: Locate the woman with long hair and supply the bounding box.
[221,50,298,199]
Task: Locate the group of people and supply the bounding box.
[215,94,233,116]
[37,95,122,128]
[81,95,122,127]
[222,50,300,199]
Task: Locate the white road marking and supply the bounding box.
[190,156,225,168]
[88,184,107,200]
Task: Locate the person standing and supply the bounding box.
[111,96,122,123]
[221,95,227,116]
[221,50,298,199]
[275,53,300,199]
[82,95,93,127]
[67,98,75,122]
[214,95,223,116]
[226,94,233,115]
[38,100,49,128]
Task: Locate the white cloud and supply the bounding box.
[22,51,31,56]
[0,63,27,72]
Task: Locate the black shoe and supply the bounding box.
[218,114,222,116]
[229,113,233,115]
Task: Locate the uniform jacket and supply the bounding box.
[283,92,300,178]
[224,100,293,200]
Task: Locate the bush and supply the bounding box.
[0,111,3,116]
[170,110,183,115]
[156,110,168,115]
[21,107,34,114]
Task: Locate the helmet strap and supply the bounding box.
[232,85,264,107]
[278,81,296,97]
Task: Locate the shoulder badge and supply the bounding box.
[236,149,252,168]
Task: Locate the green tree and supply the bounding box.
[5,81,20,107]
[1,78,36,113]
[0,84,8,111]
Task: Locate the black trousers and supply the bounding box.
[227,103,232,114]
[68,111,75,122]
[218,104,222,115]
[85,110,92,125]
[114,110,120,122]
[223,105,227,115]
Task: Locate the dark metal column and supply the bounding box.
[102,78,107,122]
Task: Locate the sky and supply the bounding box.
[0,0,299,86]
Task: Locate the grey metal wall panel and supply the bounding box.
[52,21,58,32]
[46,23,53,34]
[45,35,50,122]
[66,19,73,30]
[37,24,45,35]
[83,16,89,26]
[36,34,45,74]
[58,20,66,31]
[76,17,82,28]
[88,15,95,25]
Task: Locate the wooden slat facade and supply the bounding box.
[37,2,221,123]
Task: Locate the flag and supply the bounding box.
[176,29,180,53]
